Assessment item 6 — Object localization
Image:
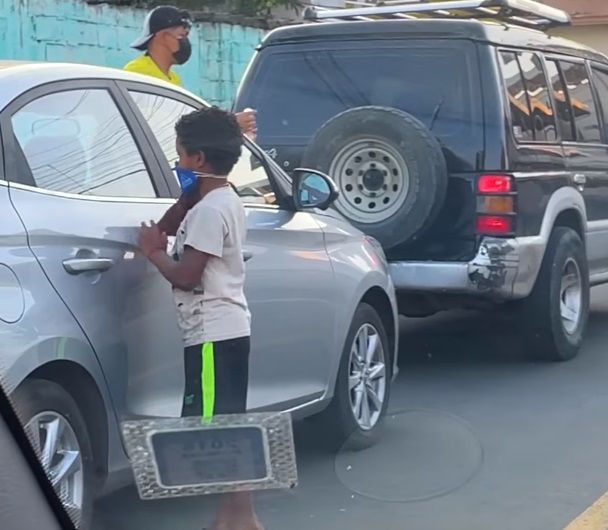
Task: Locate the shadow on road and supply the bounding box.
[398,309,527,366]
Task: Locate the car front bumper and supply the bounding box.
[389,236,545,300]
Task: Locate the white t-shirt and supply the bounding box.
[172,186,251,346]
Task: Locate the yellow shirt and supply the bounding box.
[123,55,182,86]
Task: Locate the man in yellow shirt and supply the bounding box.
[125,5,256,137]
[124,5,191,85]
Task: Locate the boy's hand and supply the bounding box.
[138,221,168,259]
[236,109,257,140]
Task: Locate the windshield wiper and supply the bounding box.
[429,97,444,131]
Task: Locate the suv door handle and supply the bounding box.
[242,250,253,262]
[63,258,114,275]
[573,173,587,185]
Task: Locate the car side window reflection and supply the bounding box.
[230,146,277,205]
[559,61,602,143]
[12,89,157,198]
[130,91,276,204]
[129,91,197,169]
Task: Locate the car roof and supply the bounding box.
[0,61,207,110]
[260,19,608,63]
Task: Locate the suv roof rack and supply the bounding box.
[304,0,571,30]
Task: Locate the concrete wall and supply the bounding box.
[0,0,266,108]
[551,25,608,57]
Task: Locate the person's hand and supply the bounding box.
[236,109,257,141]
[138,221,168,259]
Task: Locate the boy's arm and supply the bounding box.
[140,204,224,290]
[148,246,210,291]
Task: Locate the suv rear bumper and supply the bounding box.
[389,236,544,300]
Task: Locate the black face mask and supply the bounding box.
[173,37,192,65]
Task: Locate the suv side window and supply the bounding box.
[545,59,575,142]
[591,67,608,141]
[498,51,534,142]
[518,52,557,142]
[559,61,602,143]
[11,89,156,197]
[129,91,197,168]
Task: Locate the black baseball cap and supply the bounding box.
[130,6,192,50]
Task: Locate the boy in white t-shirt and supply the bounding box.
[138,108,262,530]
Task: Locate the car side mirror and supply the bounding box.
[292,169,338,211]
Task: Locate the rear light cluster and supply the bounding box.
[476,174,516,236]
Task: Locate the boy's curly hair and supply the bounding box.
[175,107,243,175]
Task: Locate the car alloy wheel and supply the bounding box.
[26,411,84,525]
[348,323,387,431]
[559,257,583,335]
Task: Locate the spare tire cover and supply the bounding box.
[302,106,448,249]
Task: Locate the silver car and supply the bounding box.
[0,62,398,526]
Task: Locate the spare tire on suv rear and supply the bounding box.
[302,106,448,249]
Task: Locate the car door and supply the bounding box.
[554,59,608,277]
[1,81,185,419]
[122,86,338,411]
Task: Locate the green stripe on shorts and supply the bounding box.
[201,342,215,419]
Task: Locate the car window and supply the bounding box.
[498,51,535,142]
[559,61,601,143]
[129,91,198,168]
[518,52,557,142]
[591,67,608,141]
[11,89,156,197]
[129,91,277,204]
[230,144,277,205]
[545,59,576,142]
[246,43,481,144]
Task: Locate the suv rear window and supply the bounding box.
[242,41,482,151]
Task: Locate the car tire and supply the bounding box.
[12,379,95,529]
[521,227,589,361]
[316,303,391,451]
[302,106,448,249]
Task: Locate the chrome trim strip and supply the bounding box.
[7,181,175,204]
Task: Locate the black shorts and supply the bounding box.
[181,336,250,418]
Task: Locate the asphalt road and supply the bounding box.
[92,285,608,530]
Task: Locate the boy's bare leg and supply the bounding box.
[210,492,264,530]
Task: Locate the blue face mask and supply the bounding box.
[174,167,199,194]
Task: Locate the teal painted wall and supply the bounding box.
[0,0,265,107]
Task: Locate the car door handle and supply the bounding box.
[573,173,587,185]
[242,250,253,262]
[62,258,114,275]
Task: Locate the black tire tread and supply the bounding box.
[521,227,589,362]
[302,105,448,249]
[315,302,391,451]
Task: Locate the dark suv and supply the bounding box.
[235,1,608,361]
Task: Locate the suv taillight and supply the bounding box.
[476,174,515,236]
